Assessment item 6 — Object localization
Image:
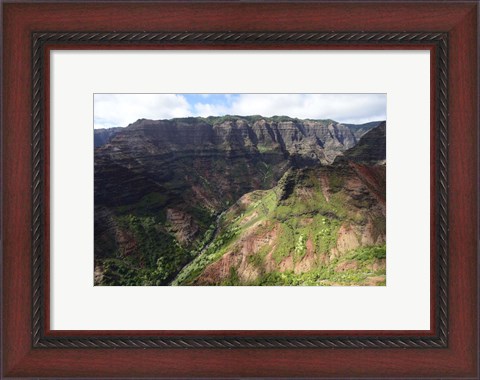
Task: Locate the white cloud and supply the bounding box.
[94,94,192,129]
[193,102,230,117]
[221,94,385,124]
[94,93,386,129]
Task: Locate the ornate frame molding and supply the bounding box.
[31,31,448,349]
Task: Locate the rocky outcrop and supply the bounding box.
[335,121,386,164]
[94,117,377,210]
[166,208,199,246]
[343,121,383,140]
[94,127,123,148]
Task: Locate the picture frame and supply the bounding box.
[2,1,478,378]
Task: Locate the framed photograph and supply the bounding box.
[2,1,478,378]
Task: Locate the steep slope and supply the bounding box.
[343,120,383,140]
[172,162,386,286]
[336,121,386,164]
[94,127,123,148]
[173,122,387,286]
[94,116,385,286]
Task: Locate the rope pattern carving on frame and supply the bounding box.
[31,31,448,349]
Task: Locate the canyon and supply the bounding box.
[94,116,385,286]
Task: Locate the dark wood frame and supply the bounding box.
[2,1,478,378]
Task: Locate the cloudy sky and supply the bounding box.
[94,94,386,129]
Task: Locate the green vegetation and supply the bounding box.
[328,172,344,193]
[247,244,271,268]
[257,145,274,154]
[171,218,242,285]
[172,167,386,286]
[99,214,193,286]
[315,217,340,254]
[273,222,295,263]
[204,115,249,125]
[95,115,386,287]
[242,245,386,286]
[97,153,385,287]
[115,192,167,217]
[222,267,240,286]
[201,114,338,127]
[347,245,386,262]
